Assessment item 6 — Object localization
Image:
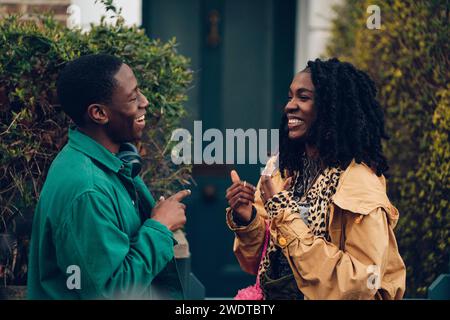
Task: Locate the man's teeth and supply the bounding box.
[136,115,145,122]
[288,118,304,125]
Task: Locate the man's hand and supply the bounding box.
[226,170,256,223]
[151,190,191,231]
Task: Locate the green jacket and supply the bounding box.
[27,128,183,299]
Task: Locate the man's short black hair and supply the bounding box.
[57,54,123,126]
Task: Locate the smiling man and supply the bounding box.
[28,54,190,299]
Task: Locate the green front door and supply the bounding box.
[143,0,296,297]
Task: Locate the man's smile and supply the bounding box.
[135,113,146,125]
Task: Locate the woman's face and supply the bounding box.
[284,72,316,140]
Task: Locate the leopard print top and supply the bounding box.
[258,161,343,299]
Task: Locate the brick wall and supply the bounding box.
[0,0,71,22]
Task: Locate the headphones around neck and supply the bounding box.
[116,143,142,178]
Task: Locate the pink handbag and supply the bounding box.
[234,221,270,300]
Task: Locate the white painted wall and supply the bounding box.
[295,0,342,72]
[70,0,142,30]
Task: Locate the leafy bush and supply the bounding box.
[0,5,193,285]
[327,0,449,297]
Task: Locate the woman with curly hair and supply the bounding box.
[225,58,406,300]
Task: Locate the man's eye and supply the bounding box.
[287,96,293,101]
[130,97,137,101]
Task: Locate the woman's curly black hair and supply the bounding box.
[279,58,390,177]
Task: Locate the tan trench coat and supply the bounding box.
[226,158,406,300]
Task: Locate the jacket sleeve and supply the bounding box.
[226,177,269,275]
[266,190,391,300]
[54,190,175,299]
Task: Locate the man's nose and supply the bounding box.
[139,92,149,108]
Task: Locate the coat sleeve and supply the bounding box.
[226,176,269,275]
[266,190,391,300]
[54,190,175,299]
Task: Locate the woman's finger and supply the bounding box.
[226,181,242,194]
[259,184,269,203]
[226,185,256,200]
[230,170,240,183]
[226,181,256,196]
[259,177,279,202]
[230,196,249,209]
[229,192,254,204]
[242,181,257,190]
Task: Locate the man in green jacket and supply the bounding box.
[27,54,190,299]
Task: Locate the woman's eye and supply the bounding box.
[299,96,310,101]
[287,96,293,101]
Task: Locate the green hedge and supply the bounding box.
[0,7,193,284]
[327,0,449,297]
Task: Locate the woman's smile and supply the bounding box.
[287,116,306,130]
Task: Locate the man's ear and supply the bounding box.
[86,104,109,125]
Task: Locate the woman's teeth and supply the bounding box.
[288,118,304,125]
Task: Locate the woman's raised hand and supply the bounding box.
[226,170,256,223]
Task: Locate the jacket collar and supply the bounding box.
[68,128,123,173]
[332,159,398,226]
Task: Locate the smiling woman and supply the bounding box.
[226,58,406,300]
[285,72,316,140]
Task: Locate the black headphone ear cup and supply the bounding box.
[128,157,142,178]
[119,142,139,154]
[117,144,142,178]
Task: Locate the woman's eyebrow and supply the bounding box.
[296,88,314,95]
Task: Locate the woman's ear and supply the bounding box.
[86,104,109,125]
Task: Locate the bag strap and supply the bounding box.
[256,220,270,282]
